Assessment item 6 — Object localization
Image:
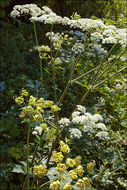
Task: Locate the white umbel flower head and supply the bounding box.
[83,125,95,134]
[92,114,103,122]
[96,123,107,131]
[96,131,109,140]
[69,128,82,139]
[32,126,42,136]
[59,118,70,126]
[77,105,86,114]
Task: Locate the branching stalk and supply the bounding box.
[93,66,127,88]
[39,45,126,187]
[72,47,125,83]
[57,52,82,106]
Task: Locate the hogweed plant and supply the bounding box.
[10,4,127,190]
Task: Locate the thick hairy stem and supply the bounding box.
[92,48,127,85]
[33,22,44,97]
[95,162,107,186]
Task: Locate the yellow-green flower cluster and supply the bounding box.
[69,169,78,179]
[49,180,61,190]
[35,45,51,52]
[33,165,47,178]
[74,156,82,167]
[76,177,90,189]
[60,141,70,154]
[68,165,84,179]
[52,151,63,163]
[20,88,29,97]
[15,91,60,122]
[76,165,84,176]
[66,158,75,167]
[15,96,24,105]
[35,45,51,60]
[86,161,96,173]
[63,183,72,190]
[56,163,67,173]
[40,123,47,131]
[51,105,61,112]
[52,32,72,50]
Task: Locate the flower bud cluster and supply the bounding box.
[52,151,64,163]
[15,90,61,137]
[33,165,47,178]
[76,177,90,189]
[86,161,96,173]
[60,141,70,154]
[49,180,61,190]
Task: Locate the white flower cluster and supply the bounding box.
[59,117,70,127]
[69,128,82,139]
[32,126,42,136]
[115,79,127,90]
[30,12,62,24]
[11,5,127,47]
[96,131,109,140]
[69,105,109,140]
[91,32,103,42]
[10,4,44,18]
[46,32,60,41]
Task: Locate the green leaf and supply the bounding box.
[12,165,25,174]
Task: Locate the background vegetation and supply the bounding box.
[0,0,127,189]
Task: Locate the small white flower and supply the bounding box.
[91,32,103,42]
[84,112,93,121]
[32,131,38,135]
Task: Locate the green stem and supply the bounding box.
[74,48,127,90]
[57,52,82,106]
[92,48,127,86]
[95,162,107,186]
[26,122,30,190]
[33,22,44,97]
[71,48,123,83]
[93,66,127,88]
[92,43,117,84]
